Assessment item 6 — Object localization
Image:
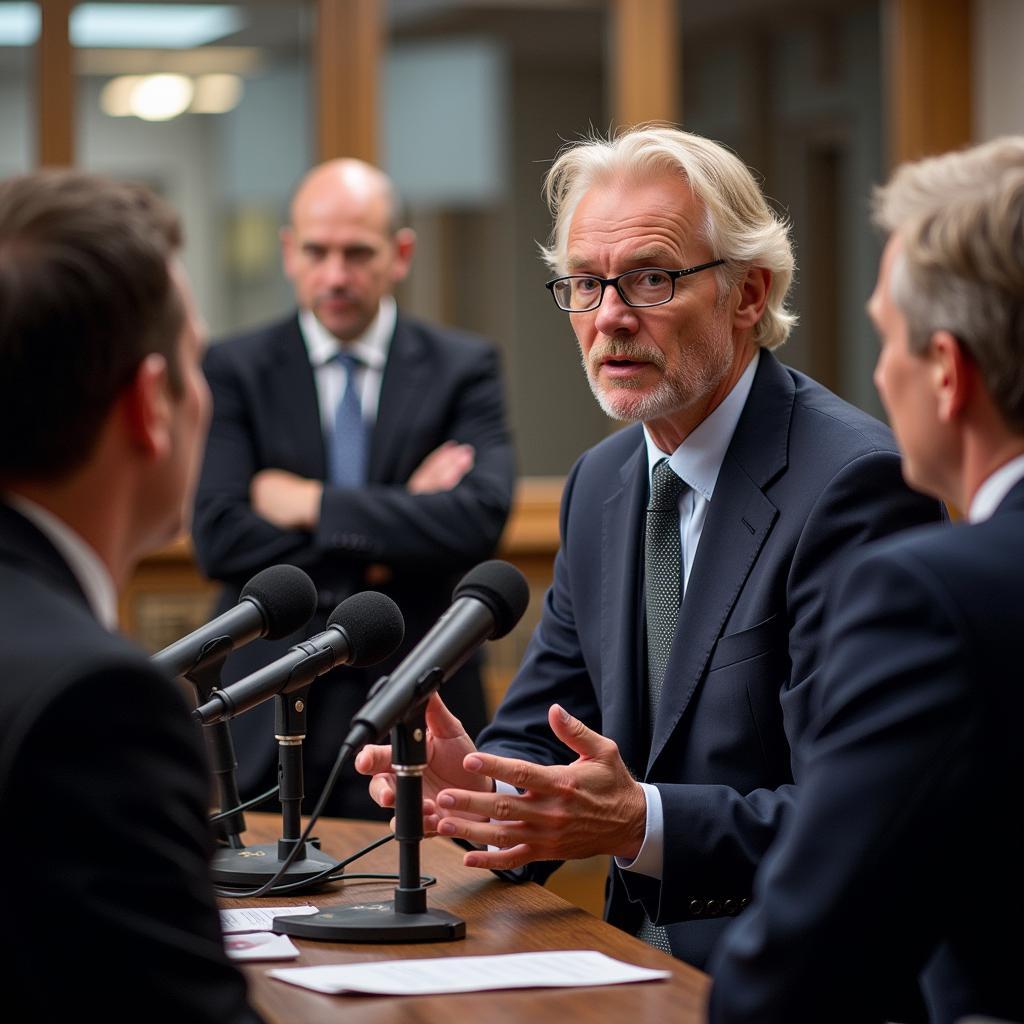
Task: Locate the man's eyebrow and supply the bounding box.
[565,247,677,273]
[628,246,676,265]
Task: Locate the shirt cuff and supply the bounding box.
[613,782,663,879]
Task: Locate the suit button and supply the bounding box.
[688,898,706,917]
[705,898,723,916]
[723,899,737,916]
[738,897,750,910]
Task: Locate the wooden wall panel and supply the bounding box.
[885,0,972,167]
[316,0,381,163]
[37,0,75,166]
[610,0,681,130]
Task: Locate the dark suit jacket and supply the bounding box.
[708,478,1024,1024]
[0,503,258,1022]
[192,313,515,817]
[477,351,944,969]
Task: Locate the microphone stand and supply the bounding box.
[183,648,246,849]
[274,692,465,941]
[210,685,340,888]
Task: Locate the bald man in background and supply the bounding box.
[193,160,515,818]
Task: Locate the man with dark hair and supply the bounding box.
[0,170,259,1021]
[192,158,514,818]
[708,137,1024,1023]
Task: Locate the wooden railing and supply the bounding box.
[121,477,564,714]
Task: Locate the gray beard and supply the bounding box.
[581,329,733,424]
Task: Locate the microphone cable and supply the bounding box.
[208,784,281,824]
[213,737,435,899]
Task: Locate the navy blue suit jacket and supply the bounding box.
[708,478,1024,1023]
[0,504,258,1022]
[478,351,943,968]
[192,313,515,817]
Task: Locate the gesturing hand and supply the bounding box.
[353,693,493,834]
[435,704,647,870]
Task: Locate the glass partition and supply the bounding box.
[75,0,315,339]
[0,1,38,174]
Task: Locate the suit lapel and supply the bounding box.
[371,317,430,483]
[272,318,327,480]
[647,353,792,772]
[600,434,649,775]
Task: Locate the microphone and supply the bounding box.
[152,564,317,677]
[193,591,405,725]
[344,560,529,750]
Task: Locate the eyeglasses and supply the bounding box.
[545,260,726,312]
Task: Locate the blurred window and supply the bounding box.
[75,0,315,339]
[0,1,38,174]
[385,0,611,477]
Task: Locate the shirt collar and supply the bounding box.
[5,493,119,631]
[968,452,1024,522]
[643,350,760,500]
[298,295,396,371]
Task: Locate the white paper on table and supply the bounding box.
[269,950,670,996]
[225,932,300,962]
[220,905,319,934]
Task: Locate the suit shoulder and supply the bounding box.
[860,509,1024,594]
[398,315,500,359]
[206,315,299,368]
[0,569,169,718]
[787,367,899,459]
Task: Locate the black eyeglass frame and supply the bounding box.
[545,259,727,312]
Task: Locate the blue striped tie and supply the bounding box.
[328,350,367,487]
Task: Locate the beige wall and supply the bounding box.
[974,0,1024,141]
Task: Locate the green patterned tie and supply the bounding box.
[637,457,686,955]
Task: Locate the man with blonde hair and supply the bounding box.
[708,137,1024,1022]
[358,126,940,968]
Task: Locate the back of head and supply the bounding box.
[0,170,184,483]
[873,136,1024,434]
[540,124,797,349]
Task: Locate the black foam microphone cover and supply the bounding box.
[327,590,405,667]
[240,564,319,640]
[452,559,530,639]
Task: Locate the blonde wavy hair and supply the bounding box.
[873,136,1024,433]
[540,125,797,350]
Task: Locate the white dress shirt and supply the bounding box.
[5,493,119,631]
[298,296,396,434]
[968,452,1024,523]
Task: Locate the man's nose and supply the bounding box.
[323,252,350,287]
[593,282,640,336]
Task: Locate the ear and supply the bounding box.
[732,265,770,332]
[280,225,297,281]
[929,330,976,424]
[119,354,173,462]
[390,226,416,284]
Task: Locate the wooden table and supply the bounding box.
[228,814,710,1023]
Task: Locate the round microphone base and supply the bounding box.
[211,842,339,889]
[273,903,466,942]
